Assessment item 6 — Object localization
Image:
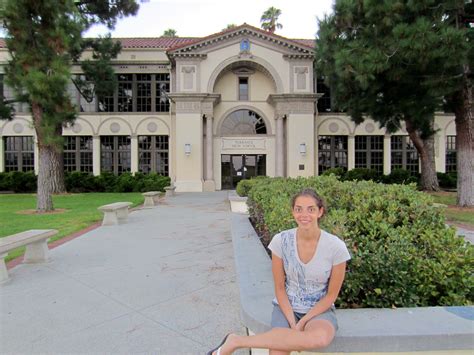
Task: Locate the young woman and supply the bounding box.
[208,188,351,355]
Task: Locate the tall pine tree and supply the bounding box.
[316,0,471,196]
[0,0,139,211]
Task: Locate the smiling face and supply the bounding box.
[292,195,324,229]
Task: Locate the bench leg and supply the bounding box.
[0,254,9,284]
[24,240,50,264]
[117,208,129,223]
[144,196,154,207]
[102,211,119,226]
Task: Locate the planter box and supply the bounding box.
[228,192,248,214]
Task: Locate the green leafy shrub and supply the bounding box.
[382,169,419,185]
[65,172,99,192]
[0,171,37,192]
[321,167,345,178]
[343,168,382,182]
[437,172,457,189]
[246,176,473,308]
[236,176,269,197]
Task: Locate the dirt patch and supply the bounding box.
[446,205,474,213]
[16,208,69,215]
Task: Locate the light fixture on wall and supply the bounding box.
[184,143,192,156]
[299,143,307,156]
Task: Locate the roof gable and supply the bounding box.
[167,23,314,59]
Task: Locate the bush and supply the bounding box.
[382,169,419,185]
[236,176,269,197]
[321,167,345,178]
[343,168,382,182]
[246,176,473,308]
[65,172,100,192]
[0,171,37,192]
[437,172,457,189]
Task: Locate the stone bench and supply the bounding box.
[142,191,162,207]
[0,229,58,283]
[231,213,474,354]
[164,185,176,197]
[97,202,133,226]
[228,191,249,214]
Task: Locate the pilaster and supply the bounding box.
[0,136,4,172]
[33,136,39,175]
[92,135,101,176]
[384,134,391,175]
[203,115,215,191]
[348,135,355,170]
[130,134,138,174]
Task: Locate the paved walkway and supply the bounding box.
[0,192,248,355]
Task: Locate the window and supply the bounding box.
[238,77,249,101]
[97,73,170,113]
[391,136,419,174]
[138,135,169,175]
[318,136,348,174]
[355,135,384,173]
[63,136,93,173]
[100,136,131,174]
[4,136,35,172]
[221,110,267,135]
[446,136,457,173]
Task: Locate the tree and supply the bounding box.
[223,24,236,31]
[162,28,177,37]
[0,0,139,211]
[260,6,282,33]
[316,0,470,192]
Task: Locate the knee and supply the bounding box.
[307,333,333,350]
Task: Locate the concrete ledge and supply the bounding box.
[228,191,249,214]
[231,214,474,353]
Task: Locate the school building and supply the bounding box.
[0,24,457,191]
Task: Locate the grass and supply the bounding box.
[0,193,144,261]
[428,191,474,228]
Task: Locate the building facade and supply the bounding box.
[0,24,457,191]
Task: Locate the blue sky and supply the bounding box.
[85,0,335,39]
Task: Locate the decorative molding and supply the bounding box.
[267,94,319,115]
[168,93,221,115]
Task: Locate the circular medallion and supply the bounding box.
[72,123,82,133]
[110,122,121,133]
[329,122,339,133]
[365,123,375,133]
[147,122,157,133]
[13,123,24,133]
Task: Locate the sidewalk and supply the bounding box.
[0,192,248,355]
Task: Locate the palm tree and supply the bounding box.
[162,28,177,37]
[260,6,282,33]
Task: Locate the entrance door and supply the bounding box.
[221,154,266,189]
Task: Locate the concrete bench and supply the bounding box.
[0,229,58,284]
[231,214,474,354]
[98,202,133,226]
[164,185,176,197]
[142,191,162,207]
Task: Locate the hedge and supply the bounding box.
[245,176,473,308]
[0,171,170,193]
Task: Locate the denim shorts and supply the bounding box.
[270,303,338,331]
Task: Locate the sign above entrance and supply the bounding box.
[222,138,266,150]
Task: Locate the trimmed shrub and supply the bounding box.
[343,168,382,182]
[0,171,37,192]
[236,176,269,197]
[382,169,419,185]
[246,176,473,308]
[437,172,457,189]
[321,167,345,178]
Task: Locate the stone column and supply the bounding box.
[92,135,101,176]
[130,134,138,174]
[383,134,391,175]
[0,136,4,172]
[275,115,284,177]
[438,134,446,173]
[348,135,355,170]
[203,115,215,191]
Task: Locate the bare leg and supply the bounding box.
[213,320,335,355]
[269,350,290,355]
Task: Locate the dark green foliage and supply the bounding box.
[437,172,457,189]
[321,167,346,178]
[246,176,473,308]
[236,176,269,197]
[0,171,37,192]
[343,168,382,182]
[382,169,419,185]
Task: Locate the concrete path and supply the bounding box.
[0,192,248,355]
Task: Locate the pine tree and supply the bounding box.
[162,28,177,37]
[316,0,470,193]
[0,0,139,211]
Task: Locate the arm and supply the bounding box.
[296,261,347,330]
[272,253,297,329]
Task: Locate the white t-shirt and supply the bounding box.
[268,228,351,313]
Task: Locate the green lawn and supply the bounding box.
[0,193,144,260]
[428,191,474,227]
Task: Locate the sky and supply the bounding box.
[85,0,335,39]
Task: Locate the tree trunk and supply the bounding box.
[50,124,66,194]
[36,145,55,212]
[405,119,440,191]
[453,67,474,207]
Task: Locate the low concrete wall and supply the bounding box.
[231,214,474,354]
[228,192,248,214]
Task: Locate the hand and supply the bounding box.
[295,318,307,331]
[288,317,298,330]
